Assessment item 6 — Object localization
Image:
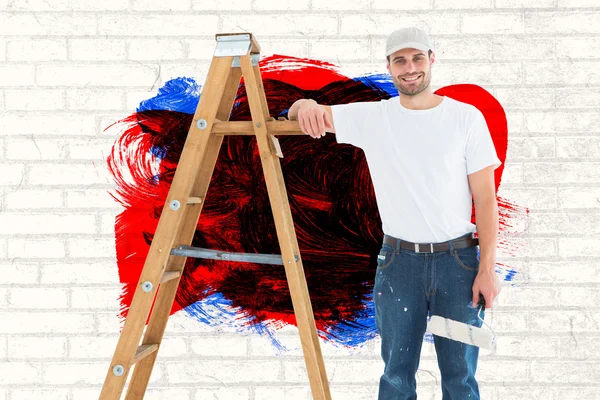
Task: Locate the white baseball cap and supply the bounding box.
[385,27,433,57]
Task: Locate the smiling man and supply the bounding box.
[288,27,502,399]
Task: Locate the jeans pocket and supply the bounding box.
[452,246,479,271]
[377,246,396,270]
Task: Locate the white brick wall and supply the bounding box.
[1,0,599,399]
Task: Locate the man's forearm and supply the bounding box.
[474,196,499,272]
[288,98,317,119]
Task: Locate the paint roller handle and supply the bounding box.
[477,293,486,309]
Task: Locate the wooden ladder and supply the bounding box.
[99,32,332,400]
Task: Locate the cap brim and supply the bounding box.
[386,42,431,57]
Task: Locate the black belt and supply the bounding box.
[383,233,479,253]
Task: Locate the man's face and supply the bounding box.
[387,48,434,96]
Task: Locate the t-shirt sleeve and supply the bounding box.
[465,109,502,175]
[330,102,378,149]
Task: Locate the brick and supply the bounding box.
[66,189,120,209]
[524,111,600,134]
[0,65,34,86]
[0,362,41,384]
[43,362,161,385]
[496,187,557,210]
[496,286,557,307]
[9,287,68,308]
[5,189,63,209]
[254,387,308,400]
[310,39,370,61]
[0,115,96,136]
[69,39,127,61]
[531,311,600,333]
[556,137,599,158]
[505,137,555,159]
[4,89,64,111]
[66,89,124,110]
[8,238,65,258]
[100,211,119,233]
[69,0,128,10]
[96,312,123,333]
[167,360,280,383]
[556,37,600,59]
[341,14,460,36]
[462,13,523,34]
[253,0,309,10]
[195,388,249,400]
[37,64,160,87]
[0,288,6,307]
[531,361,600,383]
[191,336,248,356]
[555,88,600,108]
[494,88,554,109]
[68,238,115,258]
[11,390,69,400]
[477,360,530,383]
[6,138,65,160]
[8,337,67,358]
[559,287,600,307]
[68,335,119,358]
[0,164,24,185]
[433,0,492,7]
[559,335,600,359]
[497,162,522,184]
[128,39,185,61]
[144,389,192,400]
[6,39,67,61]
[314,0,370,10]
[0,262,38,284]
[153,62,210,86]
[527,212,598,234]
[126,90,163,109]
[558,187,600,209]
[41,262,117,284]
[67,139,114,160]
[526,61,600,85]
[524,163,600,184]
[526,12,600,34]
[10,0,68,10]
[223,15,337,36]
[529,261,600,283]
[133,0,190,9]
[28,164,112,185]
[559,0,600,5]
[285,360,380,383]
[191,0,251,10]
[71,286,122,309]
[0,213,96,234]
[435,62,521,86]
[495,386,557,400]
[0,14,96,36]
[494,335,559,358]
[98,15,217,36]
[552,387,600,400]
[432,37,495,60]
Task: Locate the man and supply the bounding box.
[288,27,502,399]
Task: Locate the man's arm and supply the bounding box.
[288,99,336,135]
[468,164,502,308]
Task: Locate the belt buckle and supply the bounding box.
[414,243,434,253]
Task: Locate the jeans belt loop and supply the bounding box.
[448,238,455,255]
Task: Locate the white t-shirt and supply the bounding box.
[330,95,502,243]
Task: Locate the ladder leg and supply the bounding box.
[124,66,243,399]
[99,55,235,400]
[240,55,332,400]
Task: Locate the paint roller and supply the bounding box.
[426,293,497,350]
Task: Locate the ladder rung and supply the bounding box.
[133,344,158,364]
[171,245,296,265]
[160,271,180,283]
[187,197,203,205]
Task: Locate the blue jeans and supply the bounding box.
[374,233,484,400]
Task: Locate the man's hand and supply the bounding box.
[472,266,502,309]
[296,99,334,139]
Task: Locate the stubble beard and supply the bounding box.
[393,71,431,96]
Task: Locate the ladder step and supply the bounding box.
[171,245,295,265]
[160,271,181,283]
[133,344,159,364]
[187,197,203,205]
